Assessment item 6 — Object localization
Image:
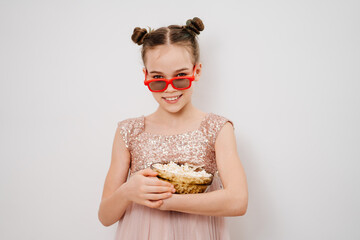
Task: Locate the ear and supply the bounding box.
[143,67,147,80]
[194,63,202,82]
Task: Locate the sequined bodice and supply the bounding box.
[117,112,233,176]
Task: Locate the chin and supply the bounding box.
[163,105,185,113]
[157,101,187,113]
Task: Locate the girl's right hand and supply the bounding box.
[124,168,176,208]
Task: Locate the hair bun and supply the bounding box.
[131,27,148,45]
[184,17,204,36]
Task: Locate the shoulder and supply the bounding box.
[209,113,234,126]
[117,116,142,129]
[207,112,235,132]
[116,115,144,149]
[208,113,236,152]
[203,112,235,146]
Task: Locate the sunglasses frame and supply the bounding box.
[144,65,197,92]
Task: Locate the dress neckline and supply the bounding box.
[141,112,211,137]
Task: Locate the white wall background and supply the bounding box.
[1,0,359,239]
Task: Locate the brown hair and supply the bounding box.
[131,17,204,65]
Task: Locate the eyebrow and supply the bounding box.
[149,67,190,74]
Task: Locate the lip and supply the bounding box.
[162,94,182,99]
[162,94,183,104]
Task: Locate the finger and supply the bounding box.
[144,192,172,200]
[146,178,174,187]
[145,199,163,208]
[140,168,158,177]
[148,176,159,180]
[158,179,175,188]
[144,185,175,193]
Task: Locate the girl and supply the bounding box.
[98,17,248,240]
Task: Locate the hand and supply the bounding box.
[123,168,176,208]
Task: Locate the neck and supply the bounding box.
[154,103,203,125]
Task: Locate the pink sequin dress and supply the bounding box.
[114,112,234,240]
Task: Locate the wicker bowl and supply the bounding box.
[150,162,213,194]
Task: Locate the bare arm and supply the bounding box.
[98,124,175,226]
[159,122,248,216]
[98,125,131,227]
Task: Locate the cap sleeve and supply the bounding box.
[117,119,132,149]
[209,114,235,147]
[117,116,144,150]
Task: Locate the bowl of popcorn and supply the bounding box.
[150,161,213,194]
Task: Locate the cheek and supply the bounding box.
[152,92,160,97]
[183,88,194,96]
[152,93,163,101]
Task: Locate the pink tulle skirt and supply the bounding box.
[114,173,230,240]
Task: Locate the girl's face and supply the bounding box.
[143,44,202,114]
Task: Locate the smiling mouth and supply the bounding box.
[162,94,183,101]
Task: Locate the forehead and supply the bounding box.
[145,44,193,72]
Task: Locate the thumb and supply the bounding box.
[141,168,158,177]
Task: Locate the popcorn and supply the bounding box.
[150,161,213,194]
[152,161,212,178]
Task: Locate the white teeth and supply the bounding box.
[164,95,181,101]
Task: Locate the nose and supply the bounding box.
[164,82,176,92]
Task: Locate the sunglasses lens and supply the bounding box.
[173,78,190,89]
[149,81,167,91]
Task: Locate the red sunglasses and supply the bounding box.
[144,65,196,92]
